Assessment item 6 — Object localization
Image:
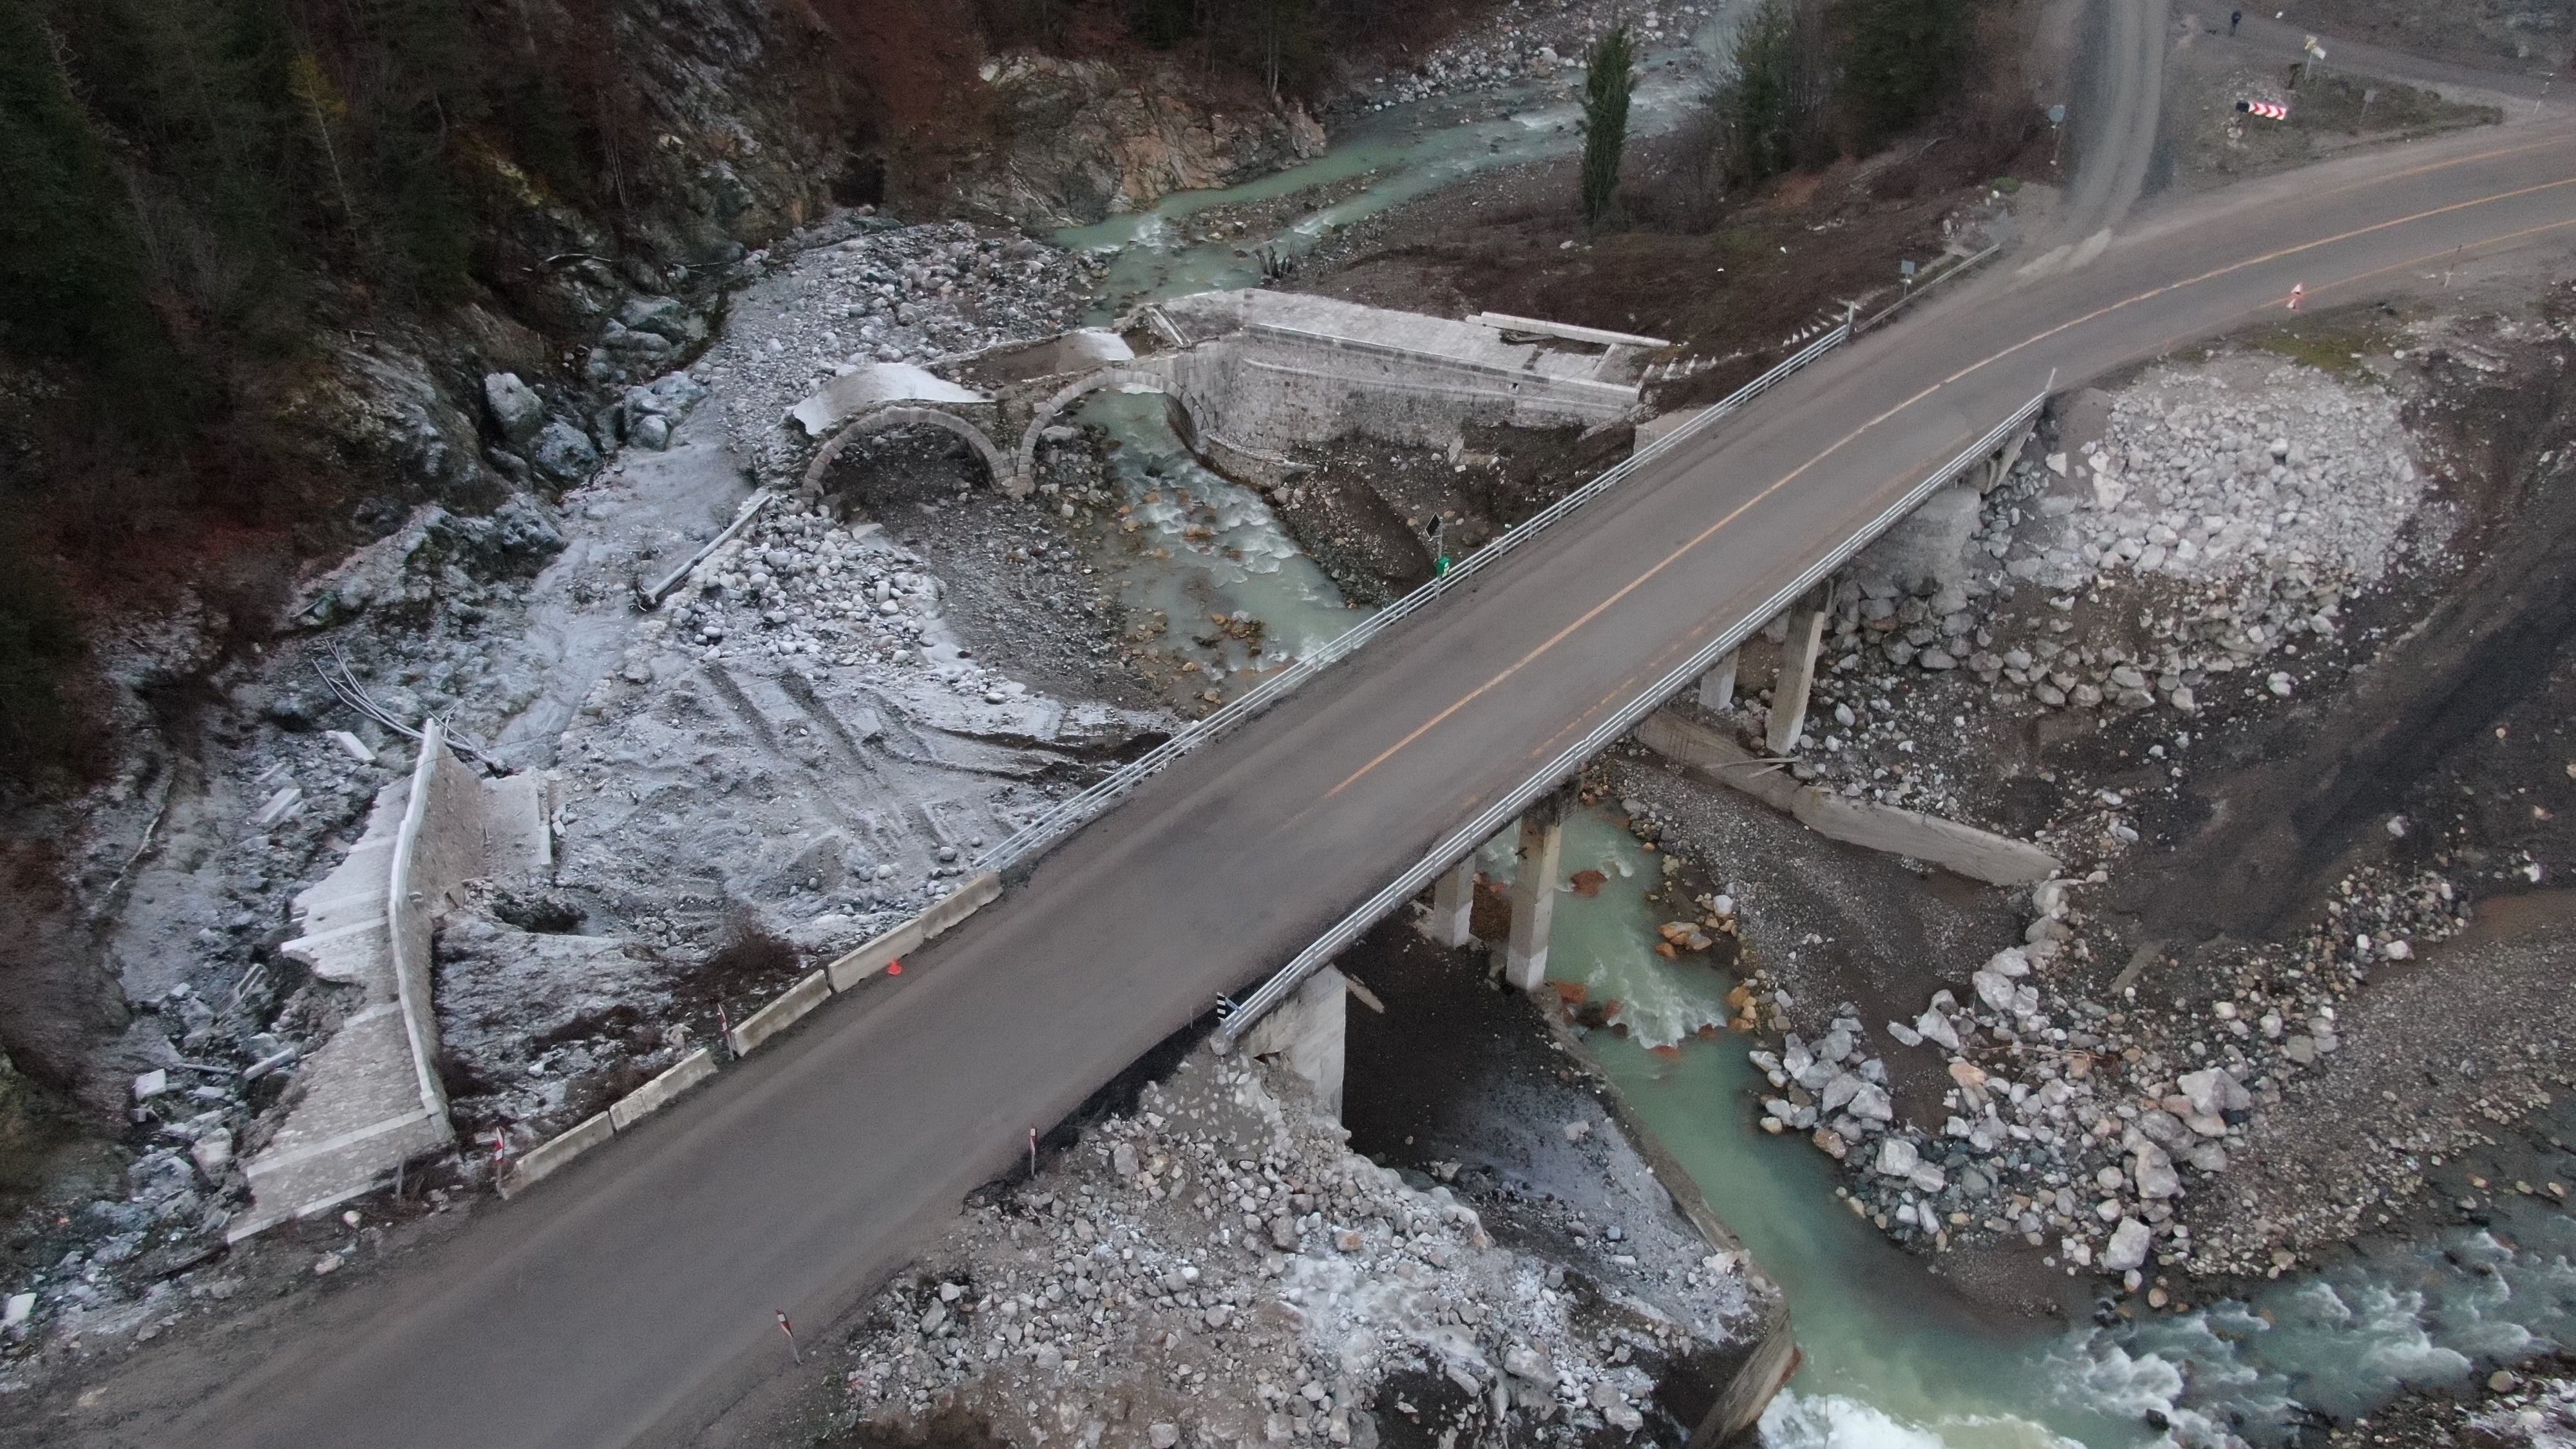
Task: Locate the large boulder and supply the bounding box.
[2101,1217,2153,1273]
[483,372,547,445]
[529,420,600,484]
[617,294,708,347]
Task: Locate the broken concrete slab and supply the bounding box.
[788,363,994,437]
[232,722,550,1242]
[1638,709,2058,886]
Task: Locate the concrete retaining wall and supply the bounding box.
[498,1112,614,1200]
[1636,710,2057,886]
[826,871,1001,990]
[1237,966,1346,1118]
[609,1048,715,1132]
[1166,332,1632,460]
[726,970,831,1057]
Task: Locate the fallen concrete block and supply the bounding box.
[498,1112,614,1200]
[1637,708,2057,886]
[1634,710,1799,811]
[608,1048,715,1132]
[727,971,831,1057]
[1789,790,2058,887]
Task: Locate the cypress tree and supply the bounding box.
[1720,0,1797,187]
[1580,24,1635,227]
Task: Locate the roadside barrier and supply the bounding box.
[496,873,1003,1198]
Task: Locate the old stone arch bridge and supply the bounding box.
[790,290,1671,503]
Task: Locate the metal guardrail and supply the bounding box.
[974,322,1856,878]
[1854,242,2004,337]
[1209,382,2056,1048]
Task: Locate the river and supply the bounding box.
[1508,808,2576,1449]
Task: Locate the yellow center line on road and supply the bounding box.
[1317,171,2576,805]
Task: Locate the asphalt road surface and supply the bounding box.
[164,113,2576,1449]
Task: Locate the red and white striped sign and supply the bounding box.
[2237,99,2289,120]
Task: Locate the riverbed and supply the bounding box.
[1519,805,2576,1449]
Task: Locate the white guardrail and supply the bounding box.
[1209,384,2056,1049]
[976,323,1857,878]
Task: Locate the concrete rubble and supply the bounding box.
[825,1049,1760,1448]
[1340,0,1721,111]
[1702,352,2438,824]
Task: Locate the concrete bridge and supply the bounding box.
[787,289,1665,501]
[184,117,2576,1449]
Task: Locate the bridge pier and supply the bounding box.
[1428,858,1479,948]
[1495,791,1573,992]
[1765,586,1832,755]
[1696,649,1738,713]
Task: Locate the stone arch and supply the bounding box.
[799,405,1010,502]
[1015,366,1185,493]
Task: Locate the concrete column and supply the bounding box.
[1428,859,1478,947]
[1497,810,1567,992]
[1765,587,1831,755]
[1696,649,1738,712]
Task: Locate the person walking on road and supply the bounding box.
[2230,9,2242,35]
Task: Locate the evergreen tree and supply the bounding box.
[1717,0,1795,187]
[1835,0,1978,150]
[1580,24,1635,227]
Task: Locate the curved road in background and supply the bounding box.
[2056,0,2171,243]
[168,109,2576,1449]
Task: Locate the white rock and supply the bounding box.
[2101,1217,2152,1272]
[2132,1142,2183,1199]
[1876,1138,1920,1179]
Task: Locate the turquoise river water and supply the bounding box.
[1504,810,2576,1449]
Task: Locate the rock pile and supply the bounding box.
[2468,1375,2576,1448]
[1746,858,2473,1284]
[1707,354,2429,827]
[701,216,1102,487]
[1348,0,1716,109]
[827,1050,1758,1448]
[2017,363,2427,592]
